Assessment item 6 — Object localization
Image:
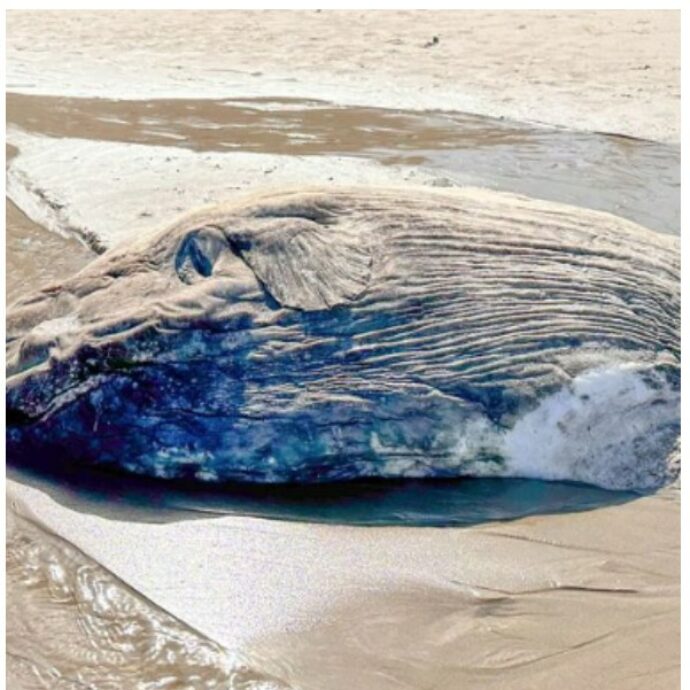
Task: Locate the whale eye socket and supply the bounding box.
[175,227,226,284]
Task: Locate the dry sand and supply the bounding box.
[6,10,680,142]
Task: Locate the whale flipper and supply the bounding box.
[223,214,373,311]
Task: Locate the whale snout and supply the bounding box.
[9,314,81,376]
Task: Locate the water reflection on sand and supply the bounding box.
[7,479,679,690]
[7,93,680,235]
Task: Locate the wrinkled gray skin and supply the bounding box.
[6,187,680,490]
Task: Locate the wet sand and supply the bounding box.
[6,200,94,306]
[7,501,283,690]
[7,94,680,236]
[6,143,95,306]
[5,10,680,690]
[6,10,680,142]
[7,479,679,690]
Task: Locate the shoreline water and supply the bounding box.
[6,104,680,260]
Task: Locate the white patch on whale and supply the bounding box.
[368,363,679,490]
[30,313,81,340]
[502,364,678,490]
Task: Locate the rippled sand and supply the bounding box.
[7,501,288,690]
[7,477,679,690]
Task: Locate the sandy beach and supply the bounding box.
[6,10,680,141]
[5,10,680,690]
[7,477,680,690]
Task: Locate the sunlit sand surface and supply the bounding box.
[7,479,679,690]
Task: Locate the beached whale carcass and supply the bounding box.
[6,187,680,490]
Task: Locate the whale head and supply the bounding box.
[6,188,680,490]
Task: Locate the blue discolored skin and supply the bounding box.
[6,188,680,490]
